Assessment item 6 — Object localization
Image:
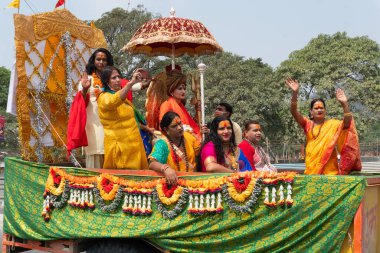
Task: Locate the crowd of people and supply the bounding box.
[68,48,362,185]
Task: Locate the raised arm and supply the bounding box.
[285,78,305,127]
[336,88,352,129]
[79,72,91,99]
[119,70,144,101]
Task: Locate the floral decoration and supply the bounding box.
[42,168,296,221]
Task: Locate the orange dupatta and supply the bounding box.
[159,97,200,138]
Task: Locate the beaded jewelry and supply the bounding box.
[168,136,189,171]
[311,121,325,139]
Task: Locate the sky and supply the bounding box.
[1,0,380,70]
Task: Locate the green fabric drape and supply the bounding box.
[4,157,366,252]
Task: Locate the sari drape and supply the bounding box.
[149,132,200,172]
[97,90,148,169]
[200,141,252,172]
[302,117,361,175]
[159,97,200,137]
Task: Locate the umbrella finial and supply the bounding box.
[197,62,206,74]
[170,7,176,17]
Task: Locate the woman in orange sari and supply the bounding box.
[285,78,361,175]
[146,65,200,137]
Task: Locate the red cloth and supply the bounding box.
[66,92,88,156]
[55,0,65,8]
[120,79,133,102]
[238,140,256,170]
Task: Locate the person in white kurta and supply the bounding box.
[79,48,114,168]
[79,75,104,168]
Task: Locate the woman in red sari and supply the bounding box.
[285,78,361,175]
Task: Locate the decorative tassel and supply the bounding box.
[286,183,294,206]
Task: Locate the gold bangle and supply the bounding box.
[344,112,352,117]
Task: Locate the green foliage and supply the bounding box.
[0,66,11,107]
[276,32,380,140]
[94,6,161,76]
[93,7,380,152]
[0,67,19,152]
[196,52,286,141]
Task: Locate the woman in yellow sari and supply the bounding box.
[97,66,149,170]
[285,78,361,175]
[149,111,200,185]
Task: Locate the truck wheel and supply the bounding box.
[86,238,163,253]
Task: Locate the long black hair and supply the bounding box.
[160,111,180,132]
[197,116,236,170]
[100,66,121,90]
[85,48,114,75]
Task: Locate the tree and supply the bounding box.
[195,52,287,142]
[276,32,380,139]
[94,6,161,75]
[0,66,11,108]
[93,6,209,114]
[0,66,19,152]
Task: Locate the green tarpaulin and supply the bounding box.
[4,157,366,252]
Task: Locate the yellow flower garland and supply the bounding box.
[46,174,65,196]
[156,183,183,205]
[46,167,296,205]
[96,176,120,201]
[227,178,256,203]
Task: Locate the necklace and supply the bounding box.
[311,120,325,139]
[91,72,102,88]
[168,136,189,171]
[224,146,238,171]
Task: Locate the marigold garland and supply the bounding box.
[154,188,189,219]
[222,178,263,213]
[93,186,123,212]
[46,171,65,196]
[156,183,183,205]
[96,176,120,201]
[42,167,296,221]
[227,177,256,203]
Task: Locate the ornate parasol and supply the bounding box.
[122,8,222,66]
[123,8,222,136]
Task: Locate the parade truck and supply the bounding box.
[3,155,380,253]
[2,8,380,253]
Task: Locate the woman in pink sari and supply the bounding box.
[200,116,252,173]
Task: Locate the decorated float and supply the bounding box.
[2,4,380,253]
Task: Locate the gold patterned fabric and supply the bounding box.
[13,9,107,162]
[4,157,366,253]
[123,15,223,57]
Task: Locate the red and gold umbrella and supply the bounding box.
[123,9,222,135]
[122,9,223,59]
